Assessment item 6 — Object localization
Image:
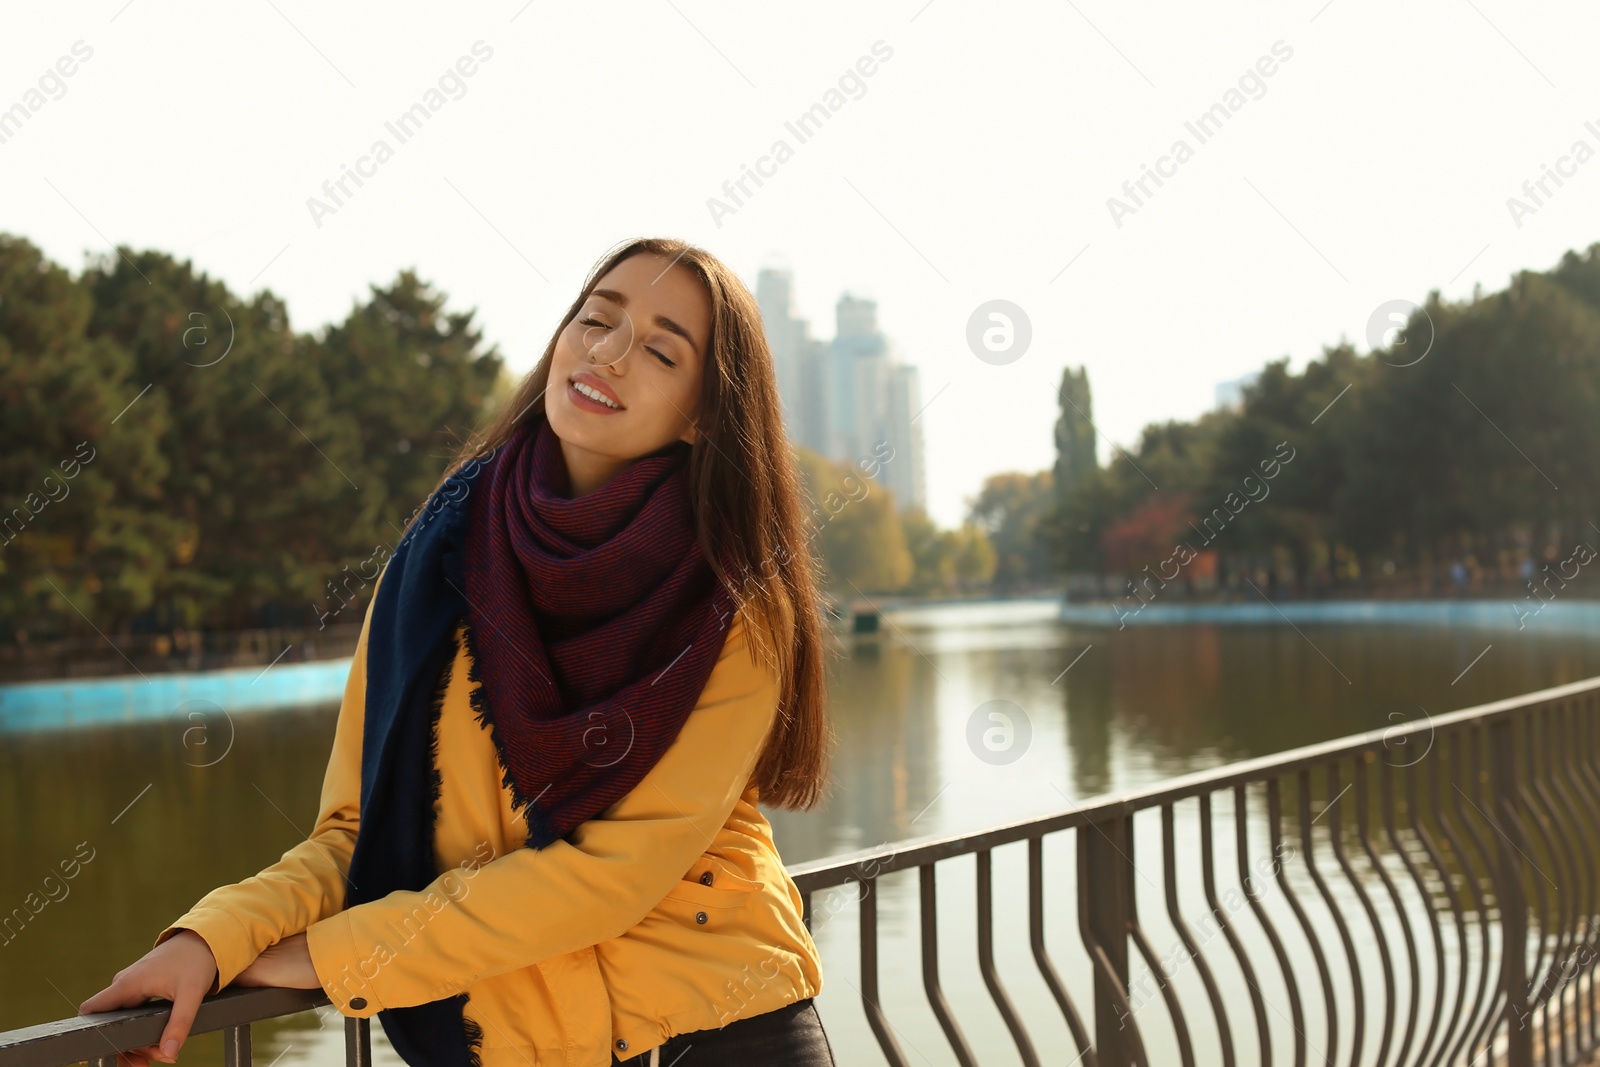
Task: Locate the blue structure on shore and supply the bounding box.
[0,656,355,733]
[1061,595,1600,634]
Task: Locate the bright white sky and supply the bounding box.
[5,1,1599,529]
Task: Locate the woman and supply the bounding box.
[79,238,840,1067]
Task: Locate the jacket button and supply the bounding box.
[699,871,713,885]
[695,911,708,924]
[615,1038,628,1051]
[349,998,367,1010]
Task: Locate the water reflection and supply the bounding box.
[5,600,1598,1065]
[773,602,1600,868]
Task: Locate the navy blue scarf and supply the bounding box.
[343,448,490,1067]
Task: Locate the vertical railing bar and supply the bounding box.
[976,847,1042,1067]
[1369,755,1433,1067]
[1456,725,1509,1066]
[1555,702,1585,1066]
[1340,757,1397,1067]
[1577,697,1600,1054]
[1573,696,1600,1058]
[1558,698,1599,1065]
[1536,700,1587,1067]
[1513,709,1558,1030]
[221,1022,251,1067]
[918,860,979,1066]
[1354,757,1413,1067]
[1522,710,1557,1067]
[1558,699,1600,1062]
[1233,781,1307,1067]
[1393,727,1455,1067]
[1162,799,1236,1067]
[344,1015,371,1067]
[1489,716,1534,1067]
[1125,923,1198,1067]
[1027,834,1099,1067]
[1297,767,1354,1067]
[1268,777,1336,1067]
[1126,876,1198,1067]
[1198,790,1271,1067]
[859,873,913,1067]
[1079,814,1150,1067]
[1322,762,1373,1067]
[1522,705,1576,1021]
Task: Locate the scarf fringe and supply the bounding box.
[424,625,461,840]
[423,627,485,1067]
[460,619,557,849]
[456,992,486,1067]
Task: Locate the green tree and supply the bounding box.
[84,248,357,628]
[967,470,1055,591]
[314,270,505,559]
[792,446,913,595]
[0,235,180,633]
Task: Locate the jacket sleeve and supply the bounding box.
[149,579,379,995]
[301,611,781,1016]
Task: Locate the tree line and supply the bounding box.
[1035,240,1600,600]
[0,233,999,646]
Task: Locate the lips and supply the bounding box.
[568,371,624,409]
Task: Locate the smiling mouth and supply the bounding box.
[569,378,624,410]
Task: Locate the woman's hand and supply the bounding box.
[233,932,321,990]
[77,928,218,1067]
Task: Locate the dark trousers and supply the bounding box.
[613,997,837,1066]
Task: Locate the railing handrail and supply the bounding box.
[0,987,333,1067]
[788,671,1600,892]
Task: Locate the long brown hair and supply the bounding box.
[408,237,833,811]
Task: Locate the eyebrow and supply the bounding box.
[588,288,701,355]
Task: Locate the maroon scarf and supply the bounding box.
[460,411,739,848]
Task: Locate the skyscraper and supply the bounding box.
[884,362,926,512]
[756,266,926,512]
[755,267,828,455]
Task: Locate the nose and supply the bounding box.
[580,313,638,370]
[581,343,629,373]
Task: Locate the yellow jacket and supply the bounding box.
[153,573,824,1067]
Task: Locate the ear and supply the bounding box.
[680,423,699,446]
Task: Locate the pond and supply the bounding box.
[4,598,1597,1065]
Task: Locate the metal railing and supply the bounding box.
[4,676,1598,1066]
[786,675,1600,1067]
[0,987,368,1067]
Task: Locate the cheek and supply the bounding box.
[662,379,701,422]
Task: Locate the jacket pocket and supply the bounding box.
[662,855,765,910]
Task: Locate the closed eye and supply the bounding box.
[578,317,676,367]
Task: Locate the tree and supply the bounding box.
[967,470,1055,591]
[84,248,357,628]
[0,235,180,633]
[897,506,997,595]
[1053,365,1096,497]
[1045,364,1106,574]
[791,446,913,595]
[314,270,505,561]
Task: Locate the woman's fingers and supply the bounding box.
[154,975,208,1063]
[77,974,192,1063]
[78,975,136,1015]
[119,1044,159,1067]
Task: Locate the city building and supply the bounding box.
[756,267,926,513]
[1214,370,1261,413]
